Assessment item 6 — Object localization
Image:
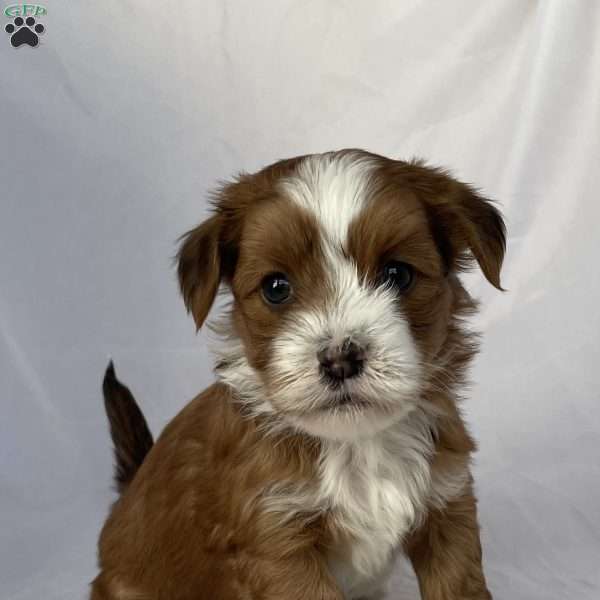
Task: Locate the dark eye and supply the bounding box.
[382,261,414,292]
[261,272,292,305]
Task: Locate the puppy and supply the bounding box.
[91,149,505,600]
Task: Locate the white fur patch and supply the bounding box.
[254,407,468,599]
[318,411,435,598]
[278,151,377,248]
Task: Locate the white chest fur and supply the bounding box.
[213,339,465,596]
[318,412,436,598]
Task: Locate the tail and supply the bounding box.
[102,361,154,494]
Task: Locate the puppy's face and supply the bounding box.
[178,151,505,440]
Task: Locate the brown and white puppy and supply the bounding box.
[91,149,505,600]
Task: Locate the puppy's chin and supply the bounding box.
[289,400,416,441]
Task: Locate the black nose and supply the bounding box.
[318,339,365,383]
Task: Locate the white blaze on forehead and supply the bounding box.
[278,151,376,249]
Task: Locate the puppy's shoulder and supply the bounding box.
[160,381,242,441]
[135,382,249,478]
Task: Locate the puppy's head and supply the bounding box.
[178,150,505,440]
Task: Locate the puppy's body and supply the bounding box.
[92,150,504,599]
[94,383,334,600]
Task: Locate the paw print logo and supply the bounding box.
[5,16,45,47]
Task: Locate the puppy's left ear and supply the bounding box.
[425,180,507,290]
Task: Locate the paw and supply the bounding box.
[5,16,45,47]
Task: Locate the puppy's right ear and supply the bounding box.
[177,215,223,330]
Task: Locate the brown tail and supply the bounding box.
[102,361,154,494]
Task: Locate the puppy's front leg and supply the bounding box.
[405,485,492,600]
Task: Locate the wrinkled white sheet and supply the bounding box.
[1,1,599,598]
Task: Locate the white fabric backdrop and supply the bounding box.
[1,1,599,599]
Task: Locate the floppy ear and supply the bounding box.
[177,215,223,330]
[425,181,506,290]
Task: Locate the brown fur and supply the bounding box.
[93,383,341,600]
[406,484,491,600]
[91,150,505,599]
